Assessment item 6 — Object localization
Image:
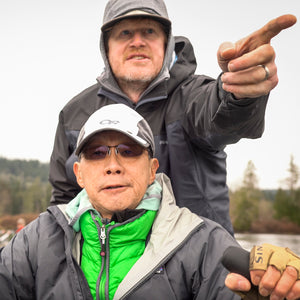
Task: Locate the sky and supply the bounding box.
[1,0,299,190]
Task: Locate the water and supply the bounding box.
[235,233,300,255]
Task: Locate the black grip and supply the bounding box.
[221,246,251,280]
[222,246,274,299]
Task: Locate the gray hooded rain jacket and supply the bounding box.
[49,0,269,236]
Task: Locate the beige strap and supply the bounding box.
[250,243,300,279]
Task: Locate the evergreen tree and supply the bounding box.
[10,177,25,215]
[230,161,262,231]
[285,155,299,194]
[0,178,12,215]
[274,155,300,226]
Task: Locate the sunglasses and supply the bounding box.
[82,143,148,160]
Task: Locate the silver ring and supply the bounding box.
[259,64,270,81]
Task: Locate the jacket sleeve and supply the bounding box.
[0,223,38,299]
[192,220,242,300]
[0,211,84,300]
[0,263,17,300]
[182,74,269,150]
[49,110,82,205]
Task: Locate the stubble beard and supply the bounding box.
[117,71,157,96]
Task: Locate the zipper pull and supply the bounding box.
[100,225,106,257]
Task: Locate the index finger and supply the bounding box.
[256,14,297,44]
[234,14,297,59]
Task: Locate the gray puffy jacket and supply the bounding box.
[1,174,241,300]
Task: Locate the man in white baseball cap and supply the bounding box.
[2,104,300,299]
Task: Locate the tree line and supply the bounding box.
[230,155,300,232]
[0,156,299,233]
[0,157,51,215]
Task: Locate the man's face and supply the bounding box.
[74,131,159,219]
[107,18,167,85]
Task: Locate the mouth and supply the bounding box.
[105,185,124,190]
[127,54,149,60]
[102,184,127,191]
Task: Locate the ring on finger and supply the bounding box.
[258,64,270,81]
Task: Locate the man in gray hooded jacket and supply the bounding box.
[49,0,297,235]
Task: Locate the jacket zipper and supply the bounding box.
[95,224,106,300]
[90,211,108,300]
[92,211,146,300]
[100,225,106,257]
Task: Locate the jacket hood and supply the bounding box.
[101,0,171,32]
[98,0,175,96]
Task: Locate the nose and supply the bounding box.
[129,31,145,47]
[103,151,123,175]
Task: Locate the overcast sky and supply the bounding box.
[1,0,299,190]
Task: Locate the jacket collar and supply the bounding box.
[64,179,162,232]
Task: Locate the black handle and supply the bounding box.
[221,246,273,299]
[221,246,251,280]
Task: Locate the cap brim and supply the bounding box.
[75,127,150,156]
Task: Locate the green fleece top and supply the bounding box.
[65,181,162,300]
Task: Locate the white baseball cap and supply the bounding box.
[75,104,155,157]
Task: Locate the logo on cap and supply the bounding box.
[99,119,120,125]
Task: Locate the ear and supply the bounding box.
[73,162,85,188]
[149,158,159,184]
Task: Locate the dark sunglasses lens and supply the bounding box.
[84,145,109,160]
[117,144,144,157]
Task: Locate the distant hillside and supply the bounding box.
[0,157,51,216]
[0,157,49,182]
